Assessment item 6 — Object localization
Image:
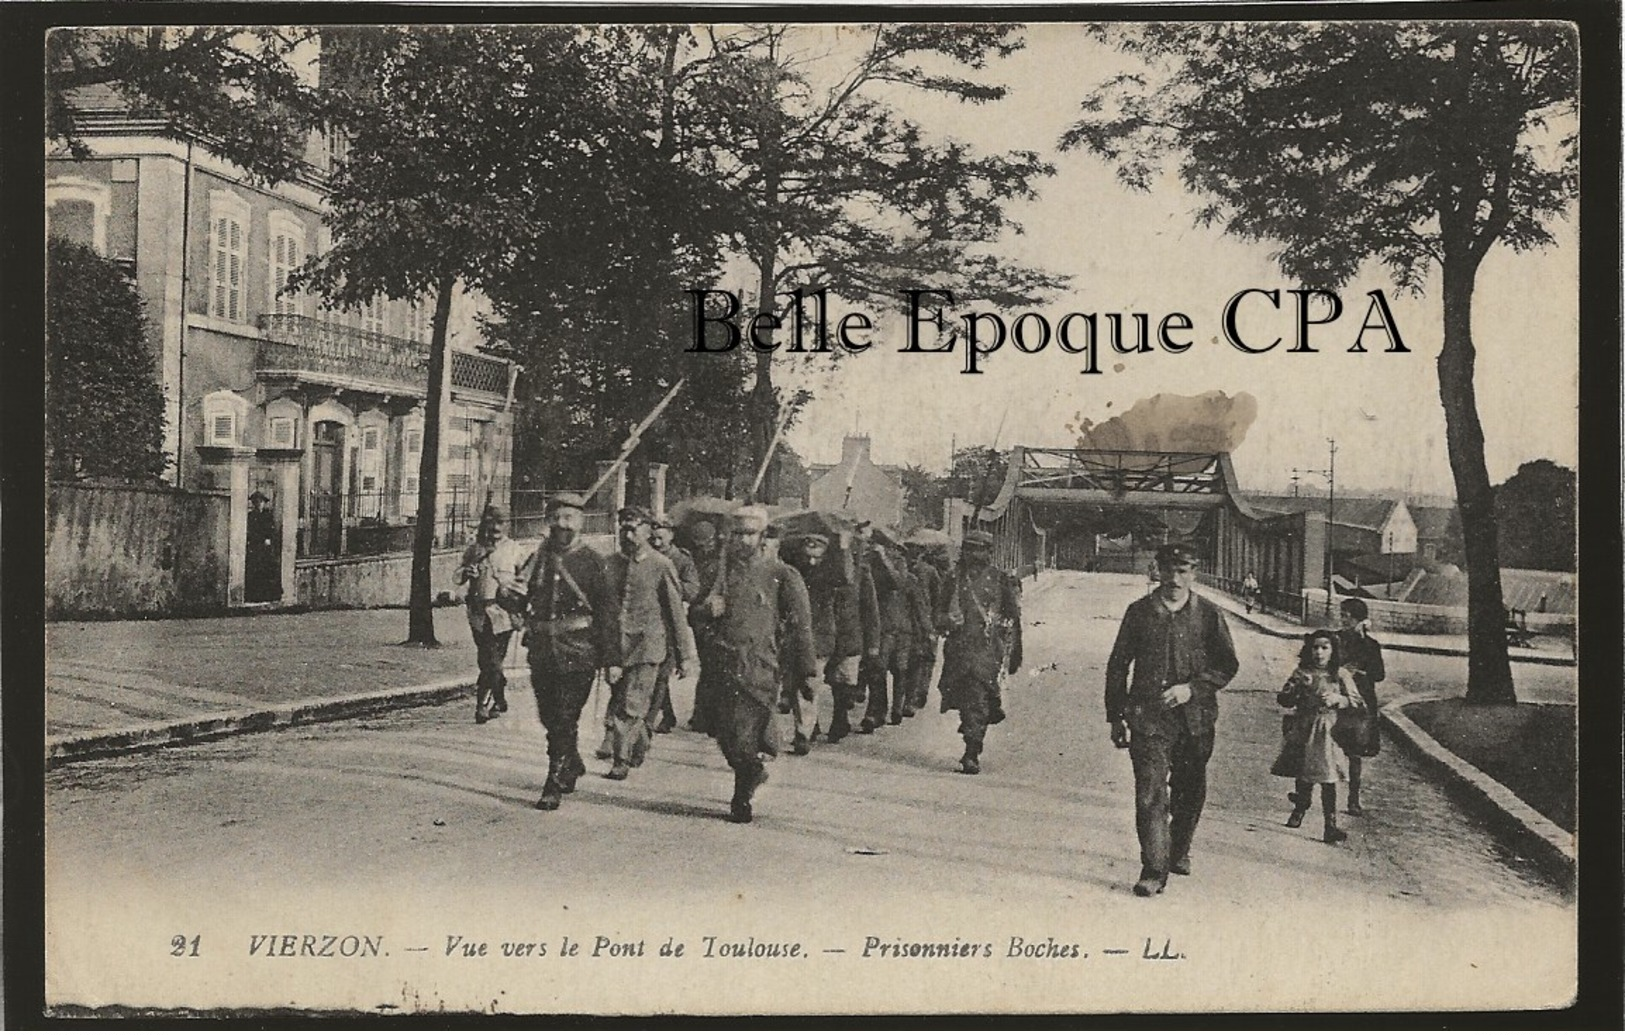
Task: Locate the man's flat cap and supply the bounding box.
[1154,542,1201,565]
[550,492,587,512]
[618,505,653,524]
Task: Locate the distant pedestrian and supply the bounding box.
[902,542,944,715]
[601,506,697,781]
[1242,570,1260,613]
[706,506,815,823]
[938,530,1022,775]
[1335,598,1386,816]
[1105,542,1239,897]
[246,490,283,603]
[523,494,612,812]
[456,503,529,723]
[1271,629,1365,844]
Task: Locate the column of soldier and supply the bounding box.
[455,496,1022,826]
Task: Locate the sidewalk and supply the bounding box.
[1199,584,1576,667]
[45,607,510,764]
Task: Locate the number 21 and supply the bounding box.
[170,935,200,957]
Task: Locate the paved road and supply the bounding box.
[44,574,1574,1016]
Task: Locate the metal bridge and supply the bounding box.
[964,446,1324,614]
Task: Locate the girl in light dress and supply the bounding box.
[1271,630,1366,844]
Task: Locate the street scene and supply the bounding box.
[38,16,1595,1019]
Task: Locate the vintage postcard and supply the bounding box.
[34,8,1610,1020]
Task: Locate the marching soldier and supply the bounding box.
[903,541,944,715]
[785,532,863,751]
[848,524,884,735]
[704,506,816,823]
[602,506,697,781]
[685,520,725,735]
[648,515,701,735]
[523,493,613,812]
[455,503,530,723]
[937,530,1023,775]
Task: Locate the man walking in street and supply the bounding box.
[524,494,612,811]
[602,506,697,781]
[938,530,1022,774]
[705,506,816,823]
[648,515,701,735]
[456,503,530,723]
[685,520,725,735]
[1105,542,1239,897]
[785,532,863,751]
[903,541,945,715]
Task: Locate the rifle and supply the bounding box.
[584,377,688,502]
[748,402,797,503]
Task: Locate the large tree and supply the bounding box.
[1064,23,1577,704]
[1495,460,1576,572]
[296,26,635,646]
[48,27,321,182]
[484,27,753,503]
[675,25,1067,500]
[46,237,167,480]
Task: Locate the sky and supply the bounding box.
[749,23,1581,499]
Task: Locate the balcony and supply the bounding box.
[256,313,429,397]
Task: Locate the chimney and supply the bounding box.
[841,435,871,466]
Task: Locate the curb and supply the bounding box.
[45,666,529,768]
[1205,594,1575,668]
[1378,693,1576,885]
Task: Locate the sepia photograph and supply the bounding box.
[22,5,1620,1020]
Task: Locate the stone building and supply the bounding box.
[46,65,517,603]
[806,434,906,528]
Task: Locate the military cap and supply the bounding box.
[652,514,675,531]
[248,490,270,504]
[732,505,770,530]
[618,504,653,524]
[549,492,586,513]
[1339,596,1369,619]
[1154,542,1201,566]
[481,502,509,521]
[796,532,829,547]
[962,530,995,549]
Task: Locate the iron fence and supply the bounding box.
[302,486,482,559]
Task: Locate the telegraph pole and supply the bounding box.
[1291,437,1338,620]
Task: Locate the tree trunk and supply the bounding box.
[750,238,778,505]
[406,274,457,646]
[1438,251,1516,704]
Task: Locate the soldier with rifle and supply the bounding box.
[937,530,1023,774]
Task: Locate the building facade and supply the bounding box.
[47,85,516,601]
[807,434,906,529]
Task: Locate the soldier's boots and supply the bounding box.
[987,688,1007,726]
[557,753,585,794]
[493,688,509,714]
[535,760,567,811]
[475,688,496,724]
[729,763,769,823]
[825,705,852,744]
[958,739,983,776]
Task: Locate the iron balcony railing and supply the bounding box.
[257,313,429,396]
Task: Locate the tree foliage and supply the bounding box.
[670,25,1068,498]
[47,27,321,183]
[46,237,167,480]
[1494,460,1576,572]
[1064,22,1577,704]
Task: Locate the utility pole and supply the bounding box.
[1292,438,1338,620]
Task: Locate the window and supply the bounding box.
[408,296,434,343]
[47,177,111,254]
[405,429,423,453]
[362,427,380,451]
[208,192,250,323]
[267,213,306,317]
[360,295,385,335]
[210,413,237,445]
[268,416,296,447]
[202,390,247,447]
